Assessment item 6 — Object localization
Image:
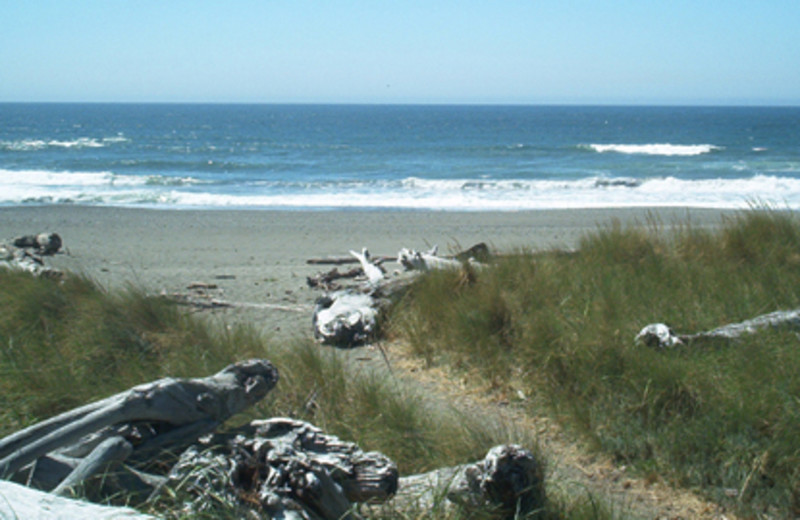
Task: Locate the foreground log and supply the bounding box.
[636,307,800,349]
[0,360,279,495]
[162,417,398,520]
[390,444,545,519]
[0,479,156,520]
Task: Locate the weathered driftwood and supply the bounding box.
[0,232,63,277]
[0,360,279,495]
[636,307,800,349]
[398,244,488,272]
[0,479,157,520]
[313,291,380,347]
[306,266,362,290]
[349,248,386,285]
[162,417,398,520]
[390,444,544,519]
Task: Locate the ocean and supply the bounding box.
[1,103,798,211]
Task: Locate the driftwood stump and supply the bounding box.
[391,444,545,519]
[162,417,398,520]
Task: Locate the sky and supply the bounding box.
[1,1,799,105]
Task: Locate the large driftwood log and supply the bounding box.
[390,444,545,519]
[636,307,800,349]
[0,360,279,496]
[162,417,398,520]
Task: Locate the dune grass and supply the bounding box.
[388,210,800,517]
[0,268,623,519]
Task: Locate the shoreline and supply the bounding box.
[0,205,740,339]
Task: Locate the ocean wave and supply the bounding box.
[583,143,722,156]
[0,135,129,151]
[3,172,797,211]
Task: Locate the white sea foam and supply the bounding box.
[0,136,128,151]
[2,169,798,211]
[585,143,721,156]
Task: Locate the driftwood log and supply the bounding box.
[0,232,63,277]
[162,417,398,520]
[389,444,544,519]
[310,244,490,347]
[0,360,279,497]
[636,307,800,349]
[0,479,157,520]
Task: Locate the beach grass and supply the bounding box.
[0,268,621,519]
[388,209,800,517]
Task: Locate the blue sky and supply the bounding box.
[2,1,798,105]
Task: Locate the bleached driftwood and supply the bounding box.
[636,308,800,349]
[0,232,63,277]
[349,248,385,285]
[389,444,544,519]
[398,245,462,271]
[0,479,157,520]
[313,291,380,346]
[163,417,398,520]
[0,360,279,496]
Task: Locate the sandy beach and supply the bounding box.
[1,205,734,339]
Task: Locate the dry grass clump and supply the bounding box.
[388,209,800,517]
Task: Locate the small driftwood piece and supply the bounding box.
[306,267,362,290]
[636,308,800,349]
[163,417,398,520]
[0,360,279,496]
[350,248,386,285]
[389,444,544,519]
[0,479,157,520]
[0,232,63,277]
[398,244,488,272]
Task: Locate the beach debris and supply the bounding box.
[0,232,64,277]
[313,291,380,346]
[389,444,544,519]
[163,417,398,520]
[636,307,800,349]
[0,359,279,497]
[350,247,386,285]
[306,266,362,290]
[398,244,487,272]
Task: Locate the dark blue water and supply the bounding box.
[1,104,798,210]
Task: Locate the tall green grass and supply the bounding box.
[389,210,800,517]
[0,269,621,518]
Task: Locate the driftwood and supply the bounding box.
[163,417,398,520]
[0,479,157,520]
[0,360,279,496]
[385,444,544,519]
[306,266,362,290]
[398,244,488,272]
[313,291,380,347]
[636,307,800,349]
[0,232,63,277]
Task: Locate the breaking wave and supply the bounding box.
[2,169,798,211]
[583,143,721,156]
[0,135,129,151]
